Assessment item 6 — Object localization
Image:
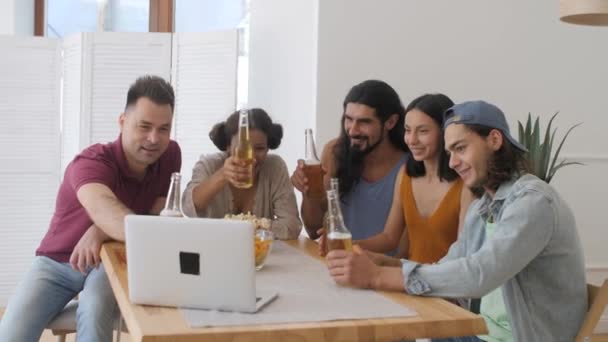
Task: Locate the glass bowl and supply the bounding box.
[254,229,274,271]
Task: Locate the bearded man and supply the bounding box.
[292,80,409,241]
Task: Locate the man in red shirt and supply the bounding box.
[0,75,181,342]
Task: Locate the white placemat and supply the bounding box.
[181,241,417,327]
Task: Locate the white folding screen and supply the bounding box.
[171,31,238,186]
[0,36,61,305]
[85,33,173,145]
[60,32,173,173]
[61,34,83,173]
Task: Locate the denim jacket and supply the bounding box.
[401,174,587,342]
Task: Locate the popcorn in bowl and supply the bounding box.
[225,212,273,270]
[224,212,271,230]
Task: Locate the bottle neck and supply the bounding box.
[239,112,250,141]
[330,178,339,192]
[239,125,250,141]
[305,130,319,162]
[327,195,349,234]
[168,179,181,209]
[161,174,183,217]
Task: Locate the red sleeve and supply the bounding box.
[66,155,117,193]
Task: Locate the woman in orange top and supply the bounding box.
[357,94,474,263]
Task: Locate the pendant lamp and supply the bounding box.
[560,0,608,26]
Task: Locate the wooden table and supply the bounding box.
[101,236,487,341]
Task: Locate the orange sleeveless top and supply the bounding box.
[400,171,463,264]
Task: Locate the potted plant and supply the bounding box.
[517,112,582,183]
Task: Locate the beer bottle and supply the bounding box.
[234,109,254,188]
[160,172,184,217]
[326,189,352,251]
[323,178,340,230]
[330,177,339,193]
[322,178,340,255]
[303,128,324,198]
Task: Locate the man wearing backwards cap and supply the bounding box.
[325,100,587,342]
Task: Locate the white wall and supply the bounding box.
[248,0,318,175]
[0,0,34,35]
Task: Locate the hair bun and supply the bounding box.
[209,122,228,151]
[267,123,283,149]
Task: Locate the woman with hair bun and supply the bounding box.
[182,108,302,239]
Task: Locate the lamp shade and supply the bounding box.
[560,0,608,26]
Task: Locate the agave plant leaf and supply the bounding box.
[524,113,532,148]
[548,127,557,170]
[518,121,525,148]
[548,122,583,176]
[546,160,584,183]
[531,117,541,176]
[538,143,549,179]
[543,128,557,183]
[517,112,582,183]
[538,112,559,180]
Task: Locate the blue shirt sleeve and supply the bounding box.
[401,187,555,298]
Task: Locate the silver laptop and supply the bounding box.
[124,215,278,313]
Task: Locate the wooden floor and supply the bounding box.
[1,308,607,342]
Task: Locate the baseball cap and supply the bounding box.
[444,100,527,152]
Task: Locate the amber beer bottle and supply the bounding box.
[160,172,184,217]
[234,109,254,188]
[303,128,324,198]
[326,189,353,251]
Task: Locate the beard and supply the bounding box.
[334,132,385,201]
[348,135,383,158]
[339,135,384,194]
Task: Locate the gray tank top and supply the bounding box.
[340,155,406,240]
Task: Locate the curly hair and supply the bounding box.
[209,108,283,151]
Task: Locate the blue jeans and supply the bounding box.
[0,256,118,342]
[433,337,482,342]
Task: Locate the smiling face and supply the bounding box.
[343,102,383,153]
[404,108,442,162]
[119,97,173,176]
[342,102,399,155]
[444,123,503,191]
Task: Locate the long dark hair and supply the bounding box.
[466,124,530,192]
[333,80,408,199]
[404,93,458,182]
[209,108,283,151]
